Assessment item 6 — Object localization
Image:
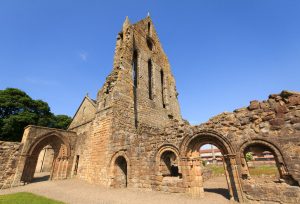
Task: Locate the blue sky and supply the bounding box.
[0,0,299,124]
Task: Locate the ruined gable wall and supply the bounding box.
[131,18,181,126]
[68,97,97,180]
[68,97,96,130]
[0,141,22,189]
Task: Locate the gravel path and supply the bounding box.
[0,176,231,204]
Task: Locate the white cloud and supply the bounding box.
[79,51,88,61]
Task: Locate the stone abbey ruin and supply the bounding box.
[1,16,300,203]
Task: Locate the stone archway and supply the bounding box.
[20,133,71,183]
[180,130,242,202]
[155,145,180,177]
[239,139,299,186]
[109,151,130,188]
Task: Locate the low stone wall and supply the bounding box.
[0,141,22,189]
[243,181,300,203]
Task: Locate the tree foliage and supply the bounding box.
[0,88,72,141]
[245,152,254,162]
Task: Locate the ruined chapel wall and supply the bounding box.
[81,108,113,185]
[157,91,300,202]
[199,91,300,184]
[70,121,93,180]
[0,141,22,189]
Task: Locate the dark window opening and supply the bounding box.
[132,51,138,128]
[115,156,128,187]
[161,151,180,177]
[160,70,165,108]
[132,51,138,88]
[148,59,153,100]
[146,38,153,51]
[147,22,151,35]
[74,155,80,175]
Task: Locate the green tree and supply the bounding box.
[52,115,72,129]
[0,88,72,141]
[245,152,253,162]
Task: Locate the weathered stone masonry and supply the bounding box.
[1,16,300,203]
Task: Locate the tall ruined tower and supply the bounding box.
[70,16,182,186]
[97,16,182,129]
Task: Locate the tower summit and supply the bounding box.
[97,16,182,129]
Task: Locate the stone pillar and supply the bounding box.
[223,154,243,202]
[183,157,204,198]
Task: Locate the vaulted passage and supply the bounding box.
[21,135,70,184]
[33,145,54,182]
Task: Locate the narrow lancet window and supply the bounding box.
[132,51,138,128]
[160,70,165,108]
[148,60,153,100]
[133,51,138,88]
[148,22,151,36]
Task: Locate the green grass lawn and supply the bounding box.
[248,165,278,177]
[205,164,278,178]
[0,192,64,204]
[207,165,225,176]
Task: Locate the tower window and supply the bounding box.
[147,37,153,51]
[147,22,151,36]
[133,50,138,128]
[132,51,138,88]
[148,59,153,100]
[160,70,165,108]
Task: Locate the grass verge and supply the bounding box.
[0,192,64,204]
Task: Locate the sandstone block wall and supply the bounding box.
[0,141,22,189]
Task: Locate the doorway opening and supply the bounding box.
[114,156,128,188]
[33,145,54,182]
[183,133,240,201]
[200,144,230,200]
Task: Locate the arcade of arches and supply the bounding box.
[1,17,300,203]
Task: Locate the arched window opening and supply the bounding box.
[146,37,153,51]
[243,144,282,184]
[148,59,153,100]
[34,145,54,182]
[160,70,165,108]
[117,32,123,46]
[160,151,179,177]
[114,156,128,188]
